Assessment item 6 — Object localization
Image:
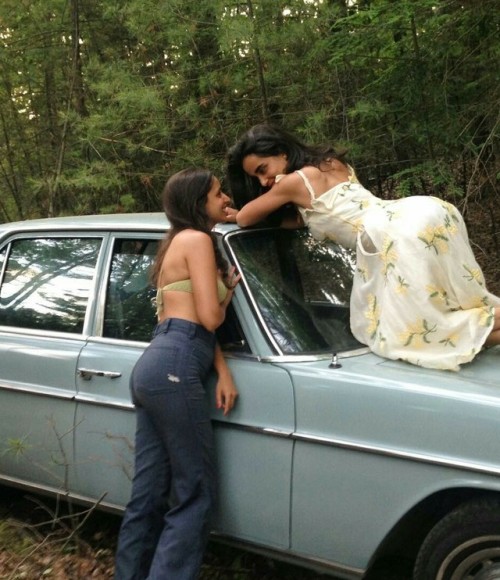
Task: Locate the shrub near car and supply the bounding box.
[0,213,499,580]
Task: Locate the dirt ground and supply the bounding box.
[0,487,323,580]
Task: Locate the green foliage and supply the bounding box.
[0,0,498,220]
[0,520,34,553]
[4,436,32,458]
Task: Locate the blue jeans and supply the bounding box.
[114,318,217,580]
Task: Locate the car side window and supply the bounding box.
[102,236,250,351]
[216,302,250,353]
[0,236,102,333]
[103,238,158,342]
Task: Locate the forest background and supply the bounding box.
[0,0,498,293]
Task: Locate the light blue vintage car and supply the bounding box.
[0,213,499,580]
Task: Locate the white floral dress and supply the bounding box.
[294,170,500,371]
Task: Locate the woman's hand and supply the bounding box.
[223,206,239,223]
[213,343,238,416]
[225,266,241,290]
[216,373,239,416]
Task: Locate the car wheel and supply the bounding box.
[413,497,500,580]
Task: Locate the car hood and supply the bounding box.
[373,345,500,388]
[287,345,500,393]
[280,347,500,476]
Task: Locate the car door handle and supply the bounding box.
[77,368,122,381]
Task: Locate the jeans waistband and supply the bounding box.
[153,317,214,341]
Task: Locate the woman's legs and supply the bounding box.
[115,319,216,580]
[114,406,170,580]
[485,307,500,346]
[145,372,216,580]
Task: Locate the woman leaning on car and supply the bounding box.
[114,168,240,580]
[226,123,500,372]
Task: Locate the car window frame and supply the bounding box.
[93,232,160,343]
[0,231,109,338]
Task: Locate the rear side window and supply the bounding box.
[0,237,102,333]
[103,238,158,342]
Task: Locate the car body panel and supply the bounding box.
[0,332,78,489]
[208,357,295,548]
[290,349,500,471]
[72,340,142,507]
[282,349,500,568]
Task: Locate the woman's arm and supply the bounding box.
[235,187,292,227]
[235,172,308,227]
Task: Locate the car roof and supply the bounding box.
[0,213,241,235]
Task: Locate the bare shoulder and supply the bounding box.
[168,229,213,257]
[299,163,350,195]
[173,229,211,246]
[278,170,309,189]
[273,171,312,205]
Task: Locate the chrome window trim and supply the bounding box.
[222,229,363,359]
[0,231,108,337]
[93,232,162,338]
[0,327,90,341]
[257,346,371,364]
[0,241,9,285]
[223,229,285,356]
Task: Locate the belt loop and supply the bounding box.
[165,318,172,331]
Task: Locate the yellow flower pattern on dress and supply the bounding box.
[357,266,368,283]
[443,212,458,235]
[418,224,451,254]
[462,264,484,287]
[439,334,459,348]
[352,219,363,235]
[396,276,410,295]
[427,285,451,307]
[479,306,494,328]
[380,236,397,277]
[365,294,380,339]
[353,198,370,212]
[399,319,437,348]
[438,200,460,227]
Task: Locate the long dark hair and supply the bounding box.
[226,124,347,210]
[152,167,228,285]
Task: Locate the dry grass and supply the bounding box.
[0,490,323,580]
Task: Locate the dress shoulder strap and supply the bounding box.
[295,170,316,202]
[347,164,360,184]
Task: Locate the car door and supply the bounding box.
[72,234,159,509]
[207,353,295,550]
[73,231,296,551]
[0,232,104,492]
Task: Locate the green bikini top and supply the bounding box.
[156,278,229,318]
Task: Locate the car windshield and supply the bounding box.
[226,228,363,355]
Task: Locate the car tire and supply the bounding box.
[413,497,500,580]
